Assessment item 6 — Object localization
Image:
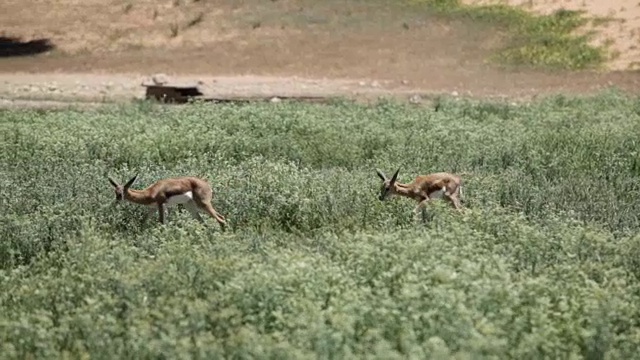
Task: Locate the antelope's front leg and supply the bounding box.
[158,203,166,224]
[414,197,430,222]
[142,206,156,223]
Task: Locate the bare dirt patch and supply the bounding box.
[0,73,400,103]
[1,0,640,105]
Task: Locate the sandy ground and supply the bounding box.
[1,70,639,110]
[0,73,411,108]
[1,0,639,108]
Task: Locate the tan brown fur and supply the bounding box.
[376,168,464,220]
[108,175,227,229]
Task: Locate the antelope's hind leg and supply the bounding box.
[204,203,226,228]
[185,201,205,223]
[445,185,463,211]
[202,203,227,230]
[444,183,464,212]
[193,187,227,230]
[444,193,463,212]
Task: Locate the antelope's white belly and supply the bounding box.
[428,188,446,199]
[166,192,194,206]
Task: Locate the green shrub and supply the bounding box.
[414,0,606,69]
[1,91,640,358]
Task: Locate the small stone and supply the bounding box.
[451,91,459,97]
[152,73,169,85]
[371,81,380,87]
[409,94,422,104]
[401,80,409,85]
[270,97,281,103]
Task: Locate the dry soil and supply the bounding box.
[1,0,639,107]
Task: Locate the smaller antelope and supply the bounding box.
[108,175,227,229]
[376,168,464,220]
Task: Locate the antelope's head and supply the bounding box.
[376,168,400,201]
[108,175,138,201]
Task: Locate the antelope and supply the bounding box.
[108,175,227,230]
[376,168,464,220]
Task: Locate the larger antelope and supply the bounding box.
[376,168,465,220]
[108,175,227,230]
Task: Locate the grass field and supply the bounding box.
[1,92,640,358]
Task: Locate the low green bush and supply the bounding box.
[1,91,639,358]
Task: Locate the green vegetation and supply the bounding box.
[414,0,606,70]
[2,91,640,358]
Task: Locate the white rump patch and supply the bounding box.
[166,191,194,206]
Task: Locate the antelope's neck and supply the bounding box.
[394,183,422,200]
[125,189,155,205]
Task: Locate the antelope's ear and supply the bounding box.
[124,174,138,189]
[108,177,119,188]
[390,168,400,184]
[376,169,387,181]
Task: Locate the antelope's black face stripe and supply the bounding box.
[114,186,125,201]
[379,182,391,201]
